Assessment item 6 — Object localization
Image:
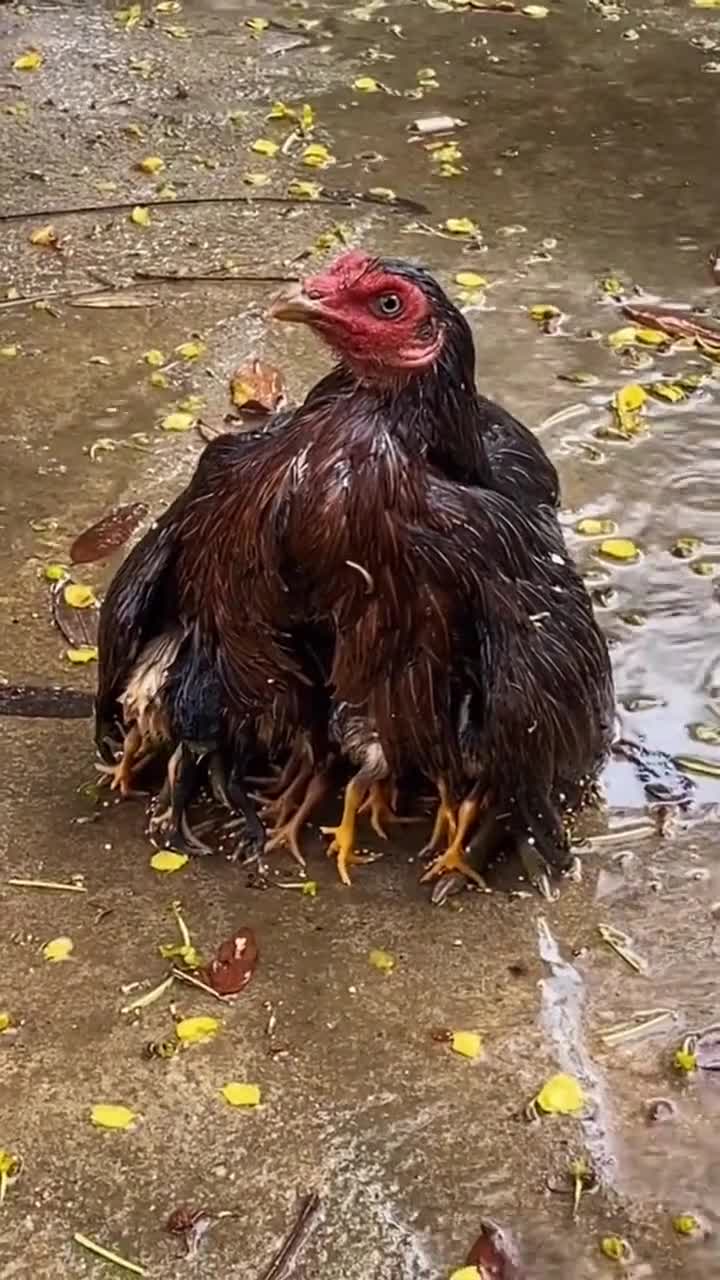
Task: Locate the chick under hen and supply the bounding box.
[265,251,613,890]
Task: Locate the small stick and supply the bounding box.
[598,923,648,974]
[7,877,86,893]
[120,974,175,1015]
[0,188,427,225]
[171,967,234,1003]
[73,1233,145,1276]
[258,1192,321,1280]
[133,270,297,284]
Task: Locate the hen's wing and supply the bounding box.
[476,395,559,510]
[95,422,290,758]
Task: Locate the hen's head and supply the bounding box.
[270,251,462,381]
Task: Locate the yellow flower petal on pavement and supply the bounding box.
[150,850,188,872]
[535,1072,585,1114]
[451,1031,483,1059]
[91,1104,136,1130]
[64,583,97,609]
[43,936,74,961]
[175,1015,220,1044]
[222,1082,262,1107]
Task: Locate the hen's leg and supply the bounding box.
[421,783,486,887]
[264,769,332,866]
[151,744,212,856]
[322,776,376,885]
[419,777,459,860]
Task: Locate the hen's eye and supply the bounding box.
[372,292,403,318]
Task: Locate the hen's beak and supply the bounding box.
[269,281,324,324]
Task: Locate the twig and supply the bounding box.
[171,966,234,1003]
[0,188,427,225]
[133,270,297,284]
[120,974,175,1015]
[7,877,86,893]
[258,1193,321,1280]
[598,923,648,974]
[73,1234,145,1276]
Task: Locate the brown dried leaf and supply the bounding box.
[467,1219,525,1278]
[199,927,258,996]
[230,359,286,415]
[70,503,148,564]
[51,577,100,647]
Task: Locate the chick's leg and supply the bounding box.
[360,781,423,840]
[419,777,458,860]
[151,744,212,856]
[264,770,331,866]
[322,777,375,885]
[421,786,486,887]
[259,756,313,829]
[95,723,145,797]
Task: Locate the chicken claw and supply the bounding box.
[359,781,422,840]
[264,771,331,868]
[322,828,374,886]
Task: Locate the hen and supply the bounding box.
[267,251,613,888]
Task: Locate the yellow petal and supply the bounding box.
[288,179,322,199]
[1,345,19,358]
[243,171,271,186]
[536,1072,585,1114]
[130,206,151,226]
[246,16,270,30]
[44,563,68,582]
[607,326,639,349]
[635,327,669,346]
[30,225,58,247]
[575,517,617,537]
[43,935,74,962]
[222,1082,262,1107]
[302,143,335,168]
[449,1270,481,1280]
[143,348,165,367]
[451,1031,483,1059]
[251,138,279,157]
[353,75,381,91]
[138,155,165,174]
[90,1104,136,1130]
[530,303,560,321]
[13,50,43,71]
[614,384,647,414]
[455,271,487,289]
[0,1013,13,1033]
[177,394,205,413]
[150,850,188,872]
[598,537,640,563]
[66,646,98,664]
[431,143,462,164]
[368,949,395,973]
[114,3,142,27]
[445,217,477,235]
[160,411,195,432]
[672,1214,702,1235]
[646,382,686,404]
[149,371,169,388]
[63,583,98,609]
[267,100,294,119]
[175,1015,220,1044]
[175,340,206,360]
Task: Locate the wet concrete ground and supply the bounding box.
[2,0,720,1275]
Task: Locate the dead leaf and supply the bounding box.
[466,1219,524,1278]
[230,359,286,414]
[70,503,148,564]
[199,928,259,995]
